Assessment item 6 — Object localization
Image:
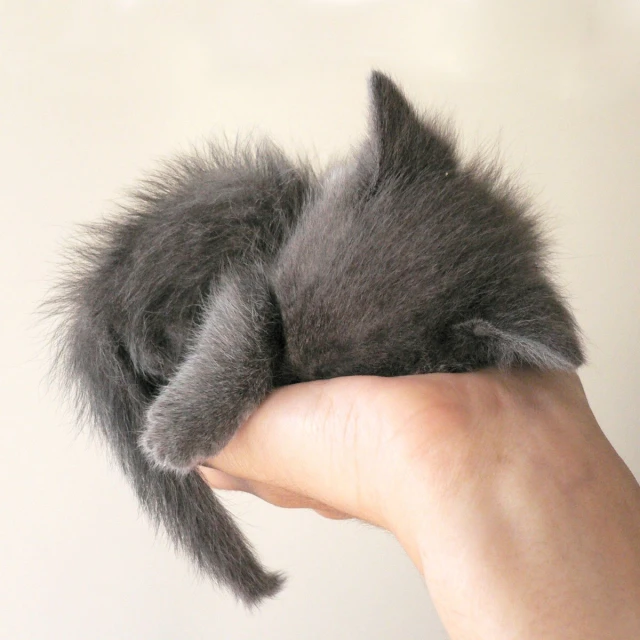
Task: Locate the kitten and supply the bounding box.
[50,71,583,605]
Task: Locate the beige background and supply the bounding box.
[1,1,638,638]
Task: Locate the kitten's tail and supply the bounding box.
[49,302,283,606]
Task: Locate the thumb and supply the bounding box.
[204,375,405,527]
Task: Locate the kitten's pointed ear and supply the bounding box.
[366,71,456,181]
[454,319,583,370]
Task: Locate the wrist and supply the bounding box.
[377,371,640,640]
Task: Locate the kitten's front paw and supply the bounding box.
[140,398,219,474]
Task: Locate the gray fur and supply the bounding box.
[49,71,584,605]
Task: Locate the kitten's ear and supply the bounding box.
[365,71,456,182]
[454,319,583,370]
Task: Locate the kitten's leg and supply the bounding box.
[141,266,283,473]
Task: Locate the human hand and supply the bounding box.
[199,371,640,639]
[199,373,453,532]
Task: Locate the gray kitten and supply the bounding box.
[50,72,583,605]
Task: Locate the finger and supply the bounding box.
[198,465,352,519]
[205,376,390,524]
[243,481,350,515]
[205,373,463,528]
[312,507,351,520]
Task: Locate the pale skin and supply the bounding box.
[198,371,640,639]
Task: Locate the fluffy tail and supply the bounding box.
[49,290,283,605]
[46,141,314,604]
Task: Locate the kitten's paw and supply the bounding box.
[139,398,225,474]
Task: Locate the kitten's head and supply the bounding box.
[278,72,584,377]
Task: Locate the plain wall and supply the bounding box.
[1,1,638,638]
